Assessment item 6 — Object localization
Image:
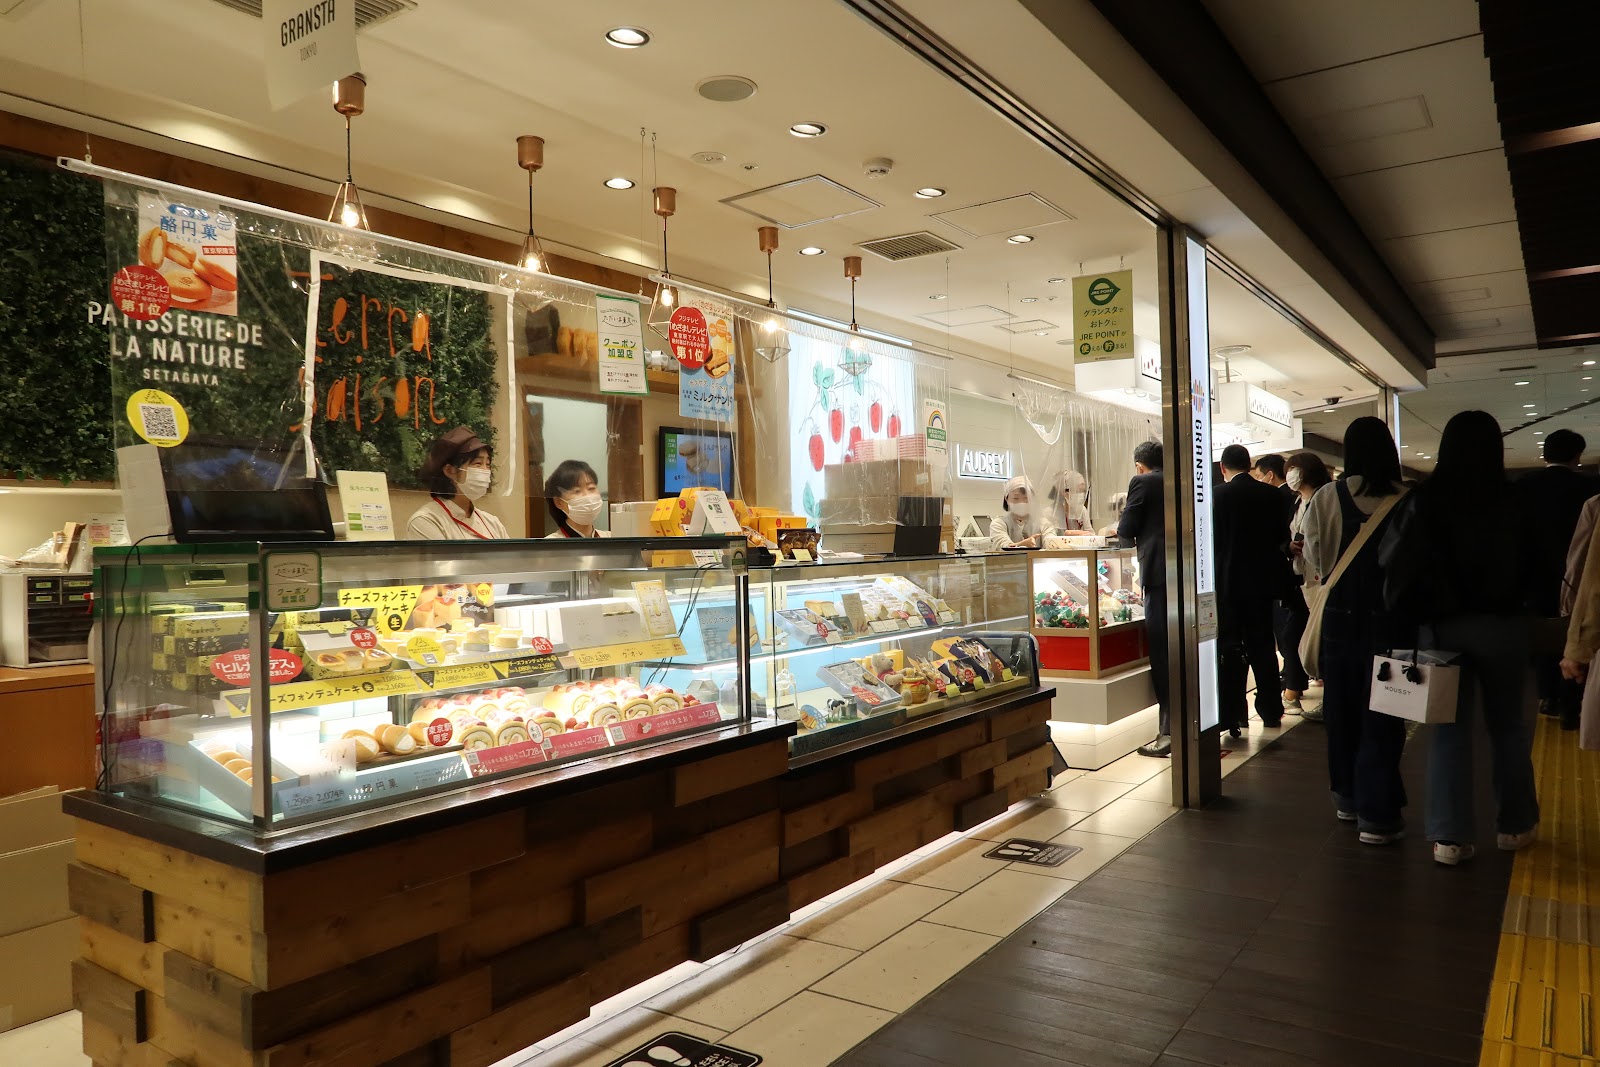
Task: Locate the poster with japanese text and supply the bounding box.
[595,294,648,395]
[135,192,239,316]
[1071,269,1133,363]
[673,306,735,423]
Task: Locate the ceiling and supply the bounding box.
[0,0,1377,409]
[1202,0,1533,355]
[1479,0,1600,348]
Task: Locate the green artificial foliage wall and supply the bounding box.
[0,150,115,482]
[0,150,498,488]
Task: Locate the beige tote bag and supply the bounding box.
[1298,489,1407,678]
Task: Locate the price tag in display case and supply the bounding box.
[462,738,547,777]
[605,702,722,744]
[491,652,563,680]
[569,636,686,670]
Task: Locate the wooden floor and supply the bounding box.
[837,722,1513,1066]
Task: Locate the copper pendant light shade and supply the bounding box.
[647,187,679,339]
[516,135,547,272]
[755,226,790,362]
[328,73,369,229]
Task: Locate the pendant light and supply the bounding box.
[754,225,791,362]
[840,255,872,372]
[328,74,368,229]
[516,135,547,273]
[647,186,678,340]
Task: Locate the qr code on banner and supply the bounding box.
[139,403,179,440]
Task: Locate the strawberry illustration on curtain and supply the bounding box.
[787,334,913,524]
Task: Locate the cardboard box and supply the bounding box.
[609,500,659,538]
[0,916,76,1033]
[0,788,72,855]
[0,840,73,938]
[823,459,936,500]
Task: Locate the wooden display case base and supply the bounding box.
[66,691,1053,1067]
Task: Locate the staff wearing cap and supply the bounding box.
[406,426,510,540]
[989,475,1055,549]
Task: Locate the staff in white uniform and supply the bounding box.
[406,426,510,540]
[989,475,1055,548]
[1048,469,1093,532]
[544,459,612,539]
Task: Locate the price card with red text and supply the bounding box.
[604,702,722,745]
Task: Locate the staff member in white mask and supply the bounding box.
[544,459,612,538]
[407,426,510,540]
[1049,469,1093,532]
[989,475,1055,548]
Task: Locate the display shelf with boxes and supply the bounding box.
[1029,547,1148,678]
[93,536,748,828]
[746,553,1038,757]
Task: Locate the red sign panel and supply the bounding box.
[605,702,722,745]
[668,306,709,370]
[548,725,611,760]
[209,648,304,686]
[462,738,546,777]
[110,264,171,321]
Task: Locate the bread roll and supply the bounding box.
[209,749,245,765]
[221,758,252,774]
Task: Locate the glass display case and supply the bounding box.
[747,553,1038,757]
[1029,548,1149,678]
[95,537,746,828]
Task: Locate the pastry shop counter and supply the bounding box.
[62,715,794,874]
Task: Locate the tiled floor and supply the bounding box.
[840,704,1516,1066]
[2,709,1301,1067]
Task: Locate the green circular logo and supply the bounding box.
[1102,339,1117,353]
[1087,277,1121,306]
[1078,342,1092,356]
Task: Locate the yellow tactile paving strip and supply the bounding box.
[1482,718,1600,1065]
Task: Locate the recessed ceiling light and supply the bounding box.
[789,122,827,138]
[605,26,650,48]
[1323,408,1337,413]
[1006,234,1034,244]
[1047,277,1066,284]
[603,177,635,190]
[1535,430,1545,434]
[1586,360,1596,366]
[1585,376,1594,381]
[914,187,946,199]
[929,294,947,300]
[798,246,825,256]
[1034,330,1051,337]
[1020,297,1038,304]
[1515,380,1530,385]
[1525,403,1536,407]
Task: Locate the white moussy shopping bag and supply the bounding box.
[1370,650,1461,724]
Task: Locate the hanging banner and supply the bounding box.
[303,256,505,488]
[677,307,735,423]
[1072,269,1134,363]
[596,294,647,396]
[263,0,360,110]
[98,185,305,453]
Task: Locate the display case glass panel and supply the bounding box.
[1029,548,1148,678]
[747,553,1038,757]
[95,538,746,828]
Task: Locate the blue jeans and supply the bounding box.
[1422,615,1539,843]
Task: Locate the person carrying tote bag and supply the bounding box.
[1299,488,1406,679]
[1298,417,1410,844]
[1379,410,1540,866]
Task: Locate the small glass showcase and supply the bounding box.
[95,537,746,828]
[1029,548,1149,678]
[747,553,1038,757]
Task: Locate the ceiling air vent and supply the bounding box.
[859,231,962,262]
[207,0,416,31]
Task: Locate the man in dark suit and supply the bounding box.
[1254,454,1299,520]
[1520,429,1600,729]
[1215,444,1295,737]
[1119,440,1170,757]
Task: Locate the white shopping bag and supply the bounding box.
[1370,650,1461,724]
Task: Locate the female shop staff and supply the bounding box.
[990,475,1055,548]
[1049,470,1093,532]
[406,426,510,540]
[545,459,612,538]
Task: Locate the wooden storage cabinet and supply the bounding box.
[65,687,1054,1067]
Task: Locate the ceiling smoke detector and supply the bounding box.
[691,151,727,165]
[862,157,894,179]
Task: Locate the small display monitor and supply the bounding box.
[162,436,334,543]
[659,426,736,497]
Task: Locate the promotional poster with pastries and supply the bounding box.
[671,306,736,424]
[136,193,239,316]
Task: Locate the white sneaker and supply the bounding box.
[1433,842,1475,865]
[1359,827,1405,845]
[1283,699,1304,715]
[1497,826,1538,851]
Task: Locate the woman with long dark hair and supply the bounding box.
[1301,417,1409,843]
[1381,411,1538,864]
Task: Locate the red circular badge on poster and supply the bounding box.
[668,306,709,370]
[208,648,303,686]
[529,636,554,655]
[426,718,454,747]
[110,265,171,321]
[349,628,378,650]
